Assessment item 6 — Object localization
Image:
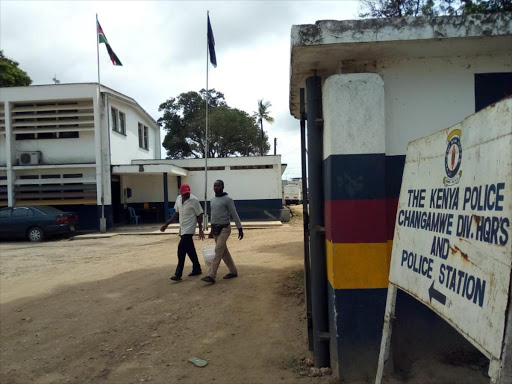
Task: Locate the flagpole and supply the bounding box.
[203,11,210,232]
[96,14,101,86]
[96,13,106,232]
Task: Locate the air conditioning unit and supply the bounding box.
[17,151,42,166]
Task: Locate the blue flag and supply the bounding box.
[207,14,217,67]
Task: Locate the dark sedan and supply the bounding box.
[0,206,78,242]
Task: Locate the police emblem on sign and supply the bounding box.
[443,129,462,186]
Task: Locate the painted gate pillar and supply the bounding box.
[323,73,400,379]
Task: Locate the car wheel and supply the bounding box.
[27,227,45,242]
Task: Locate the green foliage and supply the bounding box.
[158,89,270,158]
[253,99,275,125]
[0,51,32,87]
[359,0,511,18]
[252,99,275,156]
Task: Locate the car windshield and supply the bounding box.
[34,206,64,214]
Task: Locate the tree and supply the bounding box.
[252,99,275,156]
[158,89,270,159]
[359,0,511,18]
[0,51,32,87]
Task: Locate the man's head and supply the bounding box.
[180,184,191,200]
[213,180,224,195]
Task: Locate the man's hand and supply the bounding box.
[208,232,214,239]
[238,228,244,240]
[198,229,205,241]
[160,224,168,232]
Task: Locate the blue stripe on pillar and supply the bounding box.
[324,154,406,201]
[328,282,387,380]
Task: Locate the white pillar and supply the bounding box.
[93,88,106,232]
[5,101,15,207]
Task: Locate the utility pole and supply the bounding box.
[274,137,277,155]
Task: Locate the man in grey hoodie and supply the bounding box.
[201,180,244,284]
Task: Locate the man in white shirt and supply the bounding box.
[160,184,205,281]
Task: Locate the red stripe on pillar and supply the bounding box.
[325,200,388,243]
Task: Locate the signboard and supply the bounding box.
[377,99,512,384]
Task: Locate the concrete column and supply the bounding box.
[163,172,169,221]
[322,73,387,380]
[93,88,106,232]
[5,101,15,207]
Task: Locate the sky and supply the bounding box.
[0,0,360,179]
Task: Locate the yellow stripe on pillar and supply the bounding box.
[326,240,393,289]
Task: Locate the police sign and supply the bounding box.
[377,99,512,384]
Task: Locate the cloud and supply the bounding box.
[1,0,359,178]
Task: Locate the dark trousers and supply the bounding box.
[175,234,202,277]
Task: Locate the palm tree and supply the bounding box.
[253,99,274,156]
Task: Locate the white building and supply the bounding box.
[0,83,160,229]
[1,83,285,229]
[113,156,286,223]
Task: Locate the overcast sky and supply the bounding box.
[1,1,360,179]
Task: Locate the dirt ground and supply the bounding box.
[0,210,491,384]
[0,220,328,384]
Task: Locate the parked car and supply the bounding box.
[0,206,78,242]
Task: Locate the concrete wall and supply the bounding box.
[108,96,160,164]
[122,173,179,204]
[122,156,284,221]
[15,131,96,164]
[379,54,511,156]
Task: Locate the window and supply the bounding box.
[119,111,126,134]
[12,207,33,217]
[184,166,226,171]
[16,133,36,140]
[230,165,274,170]
[0,209,11,218]
[15,132,79,140]
[138,123,143,148]
[111,108,126,135]
[111,107,119,132]
[59,131,79,139]
[138,123,149,150]
[38,132,57,139]
[143,126,148,150]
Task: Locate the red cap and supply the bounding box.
[180,184,191,194]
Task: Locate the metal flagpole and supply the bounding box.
[96,14,106,232]
[96,14,101,86]
[203,11,209,231]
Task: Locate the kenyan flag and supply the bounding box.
[97,21,122,66]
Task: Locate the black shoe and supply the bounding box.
[170,275,182,281]
[188,271,203,277]
[201,276,216,284]
[223,273,238,279]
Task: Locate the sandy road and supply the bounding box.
[0,213,490,384]
[0,223,323,384]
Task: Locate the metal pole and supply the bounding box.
[306,75,330,368]
[203,10,209,231]
[274,137,277,155]
[96,14,106,233]
[300,88,314,351]
[96,14,101,87]
[163,173,169,221]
